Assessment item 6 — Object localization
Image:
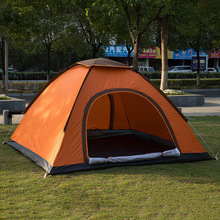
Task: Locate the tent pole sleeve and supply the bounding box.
[108,94,115,130]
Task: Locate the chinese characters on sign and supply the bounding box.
[104,46,157,58]
[104,46,133,57]
[209,50,220,58]
[173,49,208,60]
[105,46,214,61]
[138,47,156,58]
[192,56,208,71]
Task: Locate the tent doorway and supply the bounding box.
[86,91,178,163]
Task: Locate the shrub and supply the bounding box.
[27,82,47,92]
[0,94,11,100]
[1,77,219,92]
[8,82,27,91]
[0,72,57,81]
[142,72,220,79]
[1,71,219,81]
[151,78,220,89]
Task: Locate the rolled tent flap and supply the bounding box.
[163,148,181,157]
[89,148,181,165]
[89,157,108,164]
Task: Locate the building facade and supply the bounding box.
[104,45,220,72]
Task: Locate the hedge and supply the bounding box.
[0,81,47,92]
[1,71,220,80]
[1,78,219,92]
[151,78,220,89]
[0,72,57,81]
[143,72,220,79]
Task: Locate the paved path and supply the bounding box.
[181,97,220,116]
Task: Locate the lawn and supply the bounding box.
[0,116,219,219]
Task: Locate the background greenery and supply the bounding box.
[1,0,219,72]
[152,78,220,89]
[0,116,219,219]
[2,78,219,93]
[1,72,220,81]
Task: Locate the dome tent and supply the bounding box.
[7,58,212,175]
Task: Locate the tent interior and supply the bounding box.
[86,92,178,161]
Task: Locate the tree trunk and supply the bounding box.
[4,40,8,93]
[127,50,132,66]
[125,41,133,66]
[132,36,141,70]
[196,51,200,86]
[47,44,51,82]
[160,16,168,91]
[0,39,6,93]
[92,44,97,58]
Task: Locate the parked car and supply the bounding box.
[193,67,217,73]
[0,67,16,72]
[207,67,217,73]
[168,66,192,73]
[8,67,16,72]
[138,66,155,73]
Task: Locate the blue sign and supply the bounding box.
[192,56,207,71]
[173,49,208,60]
[104,45,133,57]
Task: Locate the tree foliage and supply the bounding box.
[0,0,218,84]
[166,0,220,86]
[110,0,164,69]
[59,0,111,59]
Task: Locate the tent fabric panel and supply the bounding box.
[116,92,173,141]
[139,74,187,122]
[87,92,131,130]
[7,139,52,172]
[49,152,212,175]
[87,94,111,130]
[110,93,131,129]
[10,65,89,163]
[77,58,130,68]
[170,122,207,153]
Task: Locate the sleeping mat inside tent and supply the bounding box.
[88,130,176,158]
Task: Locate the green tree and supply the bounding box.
[104,4,133,65]
[169,0,220,86]
[111,0,164,69]
[27,1,67,80]
[0,0,15,92]
[108,5,155,66]
[154,0,200,90]
[61,0,111,59]
[6,0,69,80]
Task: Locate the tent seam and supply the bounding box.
[63,66,93,131]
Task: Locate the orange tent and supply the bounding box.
[7,58,212,175]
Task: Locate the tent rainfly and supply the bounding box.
[7,58,212,175]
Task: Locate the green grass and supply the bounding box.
[0,117,220,219]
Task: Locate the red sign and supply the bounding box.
[139,47,156,58]
[209,50,220,58]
